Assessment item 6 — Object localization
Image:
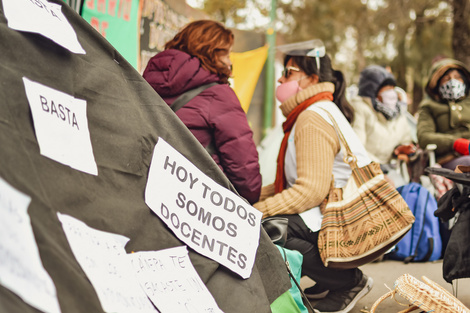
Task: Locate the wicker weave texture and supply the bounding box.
[370,274,470,313]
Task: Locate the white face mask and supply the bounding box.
[375,88,401,120]
[439,79,466,101]
[378,89,398,108]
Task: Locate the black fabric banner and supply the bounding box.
[0,0,290,312]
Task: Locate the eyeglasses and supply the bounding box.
[282,66,301,78]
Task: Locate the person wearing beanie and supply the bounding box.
[350,65,415,167]
[417,58,470,170]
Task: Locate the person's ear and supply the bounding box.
[308,74,319,85]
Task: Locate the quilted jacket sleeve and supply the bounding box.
[209,85,262,204]
[350,97,370,146]
[350,97,382,162]
[417,102,457,156]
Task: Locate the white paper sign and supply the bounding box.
[23,77,98,176]
[0,177,61,313]
[129,247,224,313]
[57,213,157,313]
[145,138,262,279]
[2,0,85,54]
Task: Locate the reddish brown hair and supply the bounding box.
[165,20,234,83]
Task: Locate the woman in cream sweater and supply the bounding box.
[253,41,373,313]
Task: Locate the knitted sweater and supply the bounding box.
[253,83,340,217]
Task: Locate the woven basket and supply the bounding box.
[370,274,470,313]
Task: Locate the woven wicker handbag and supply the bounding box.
[317,109,415,269]
[370,274,470,313]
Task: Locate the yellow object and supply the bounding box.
[231,45,269,113]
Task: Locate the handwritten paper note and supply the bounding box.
[0,176,61,313]
[57,213,157,313]
[23,77,98,176]
[129,246,223,313]
[145,138,262,279]
[2,0,85,54]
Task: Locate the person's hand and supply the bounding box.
[393,144,417,156]
[453,138,470,155]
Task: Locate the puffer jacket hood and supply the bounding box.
[143,49,262,205]
[143,49,220,98]
[358,65,396,107]
[425,58,470,101]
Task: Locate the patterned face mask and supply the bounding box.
[439,79,466,101]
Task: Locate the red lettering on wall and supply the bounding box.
[123,0,132,21]
[85,0,94,9]
[101,21,109,38]
[108,0,117,16]
[97,0,106,13]
[118,0,132,22]
[90,17,100,31]
[90,17,109,38]
[117,0,123,20]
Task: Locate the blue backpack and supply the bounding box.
[388,182,442,263]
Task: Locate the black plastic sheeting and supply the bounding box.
[0,1,290,312]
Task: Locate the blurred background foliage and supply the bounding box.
[194,0,469,113]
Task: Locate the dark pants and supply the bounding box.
[280,214,363,291]
[442,155,470,170]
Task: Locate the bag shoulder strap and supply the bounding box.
[170,82,218,112]
[407,192,430,263]
[316,107,359,169]
[279,247,316,313]
[398,183,431,263]
[170,82,219,156]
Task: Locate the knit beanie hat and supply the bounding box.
[377,78,397,95]
[358,65,396,107]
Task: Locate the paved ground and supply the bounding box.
[300,259,470,312]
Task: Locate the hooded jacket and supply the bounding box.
[357,65,395,108]
[350,65,412,163]
[143,49,261,204]
[417,58,470,164]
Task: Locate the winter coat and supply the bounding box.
[143,49,261,204]
[417,58,470,164]
[351,65,412,163]
[357,65,395,107]
[351,96,412,163]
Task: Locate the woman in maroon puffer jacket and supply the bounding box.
[143,20,261,205]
